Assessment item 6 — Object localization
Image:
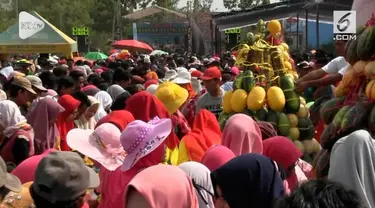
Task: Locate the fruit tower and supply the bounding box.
[319,14,375,152]
[220,19,320,160]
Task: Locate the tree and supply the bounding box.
[238,0,253,9]
[223,0,238,10]
[200,0,213,11]
[152,0,180,10]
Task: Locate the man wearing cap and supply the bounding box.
[30,151,100,208]
[5,76,37,116]
[296,40,349,92]
[26,75,48,96]
[196,66,225,118]
[0,156,22,202]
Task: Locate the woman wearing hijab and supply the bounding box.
[110,91,131,111]
[94,91,113,122]
[179,162,215,208]
[0,100,35,165]
[56,94,81,151]
[263,136,313,191]
[107,84,125,100]
[178,110,221,164]
[125,91,180,165]
[124,164,198,208]
[328,130,375,208]
[0,90,7,101]
[74,96,99,129]
[201,145,235,172]
[211,154,285,208]
[222,114,263,156]
[26,97,64,154]
[94,110,135,208]
[81,85,100,96]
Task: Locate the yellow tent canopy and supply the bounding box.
[0,11,77,56]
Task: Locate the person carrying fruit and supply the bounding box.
[295,40,349,93]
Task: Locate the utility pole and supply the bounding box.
[187,0,192,53]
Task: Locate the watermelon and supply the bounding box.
[298,118,315,140]
[242,70,255,92]
[357,26,375,61]
[279,76,300,113]
[278,113,291,136]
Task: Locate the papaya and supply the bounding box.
[297,118,315,141]
[230,89,248,112]
[247,86,266,111]
[278,113,291,136]
[341,100,370,132]
[332,105,351,128]
[365,79,375,101]
[222,91,234,113]
[357,26,375,61]
[364,61,375,79]
[266,109,279,129]
[334,82,349,97]
[352,61,367,76]
[255,107,268,121]
[267,86,286,112]
[345,26,367,60]
[279,76,300,113]
[242,70,255,92]
[233,71,244,90]
[342,68,361,88]
[319,96,346,124]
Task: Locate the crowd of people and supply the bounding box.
[0,43,372,208]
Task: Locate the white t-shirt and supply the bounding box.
[322,56,349,75]
[195,88,225,118]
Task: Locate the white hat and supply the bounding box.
[172,71,191,84]
[146,84,158,95]
[176,67,188,73]
[161,70,178,82]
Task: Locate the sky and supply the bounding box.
[177,0,280,12]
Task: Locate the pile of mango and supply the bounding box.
[220,71,318,155]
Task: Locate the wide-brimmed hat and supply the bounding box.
[160,70,178,82]
[11,76,36,95]
[26,75,48,92]
[121,117,172,171]
[0,156,22,193]
[67,123,125,171]
[154,82,189,115]
[172,71,191,84]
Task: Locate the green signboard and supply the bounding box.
[72,27,89,36]
[224,27,241,34]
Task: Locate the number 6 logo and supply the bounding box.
[337,12,351,32]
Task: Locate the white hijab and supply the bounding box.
[328,130,375,208]
[179,162,215,208]
[94,91,113,122]
[0,100,28,138]
[107,84,125,100]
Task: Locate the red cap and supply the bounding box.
[191,70,203,78]
[201,67,222,80]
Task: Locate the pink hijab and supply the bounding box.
[222,114,263,156]
[201,145,235,172]
[26,97,65,154]
[123,164,198,208]
[11,149,55,183]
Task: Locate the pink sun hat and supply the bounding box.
[120,117,172,171]
[67,123,125,171]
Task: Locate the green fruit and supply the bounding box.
[319,97,346,125]
[242,70,255,93]
[340,105,356,131]
[357,26,375,61]
[242,109,255,117]
[278,112,291,136]
[266,109,279,129]
[298,118,315,140]
[333,105,351,128]
[347,37,360,65]
[219,112,234,131]
[255,107,268,121]
[246,32,255,44]
[233,71,243,90]
[279,76,300,113]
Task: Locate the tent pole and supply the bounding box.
[15,0,19,18]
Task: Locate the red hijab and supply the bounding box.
[183,109,222,162]
[125,91,179,149]
[95,110,134,131]
[263,136,303,190]
[56,95,81,151]
[200,145,235,172]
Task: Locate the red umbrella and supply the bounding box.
[111,40,153,52]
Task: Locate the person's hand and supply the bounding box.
[295,81,308,92]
